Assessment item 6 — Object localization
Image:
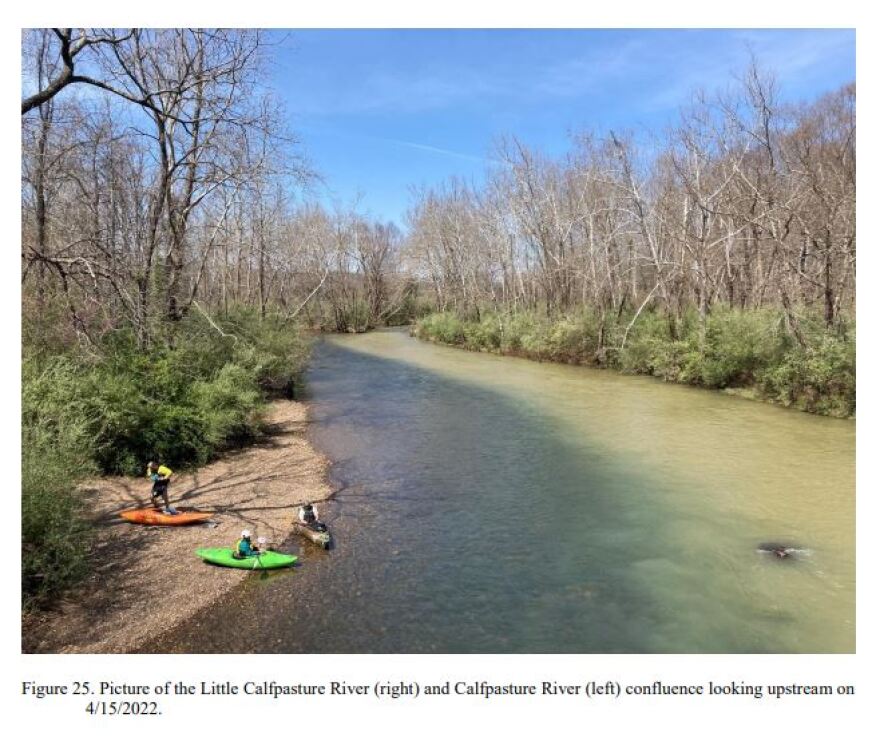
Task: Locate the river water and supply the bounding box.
[159,329,855,653]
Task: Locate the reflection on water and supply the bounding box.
[158,329,854,653]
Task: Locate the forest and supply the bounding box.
[21,29,854,607]
[407,74,854,418]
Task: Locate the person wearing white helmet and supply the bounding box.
[234,529,265,559]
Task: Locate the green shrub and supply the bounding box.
[696,309,787,388]
[759,332,855,416]
[419,310,605,363]
[145,404,213,466]
[22,450,91,609]
[329,300,371,332]
[618,311,675,375]
[169,309,309,396]
[544,312,600,362]
[415,313,467,345]
[63,310,311,474]
[22,359,96,607]
[415,306,854,418]
[499,313,539,353]
[650,339,695,382]
[506,313,550,356]
[22,306,311,607]
[192,363,263,447]
[463,315,503,350]
[84,367,154,474]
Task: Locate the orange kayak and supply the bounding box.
[120,508,213,526]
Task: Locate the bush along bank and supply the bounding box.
[413,308,855,419]
[21,308,310,609]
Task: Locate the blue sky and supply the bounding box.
[271,29,855,226]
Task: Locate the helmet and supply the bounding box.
[241,529,251,539]
[303,503,313,510]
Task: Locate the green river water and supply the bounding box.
[158,328,855,653]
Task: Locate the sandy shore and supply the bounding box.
[22,400,331,654]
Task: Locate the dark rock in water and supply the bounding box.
[757,542,798,559]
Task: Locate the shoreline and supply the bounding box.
[21,399,332,654]
[411,331,855,420]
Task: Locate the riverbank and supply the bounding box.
[413,310,855,418]
[22,400,331,654]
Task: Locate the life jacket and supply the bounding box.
[233,538,252,559]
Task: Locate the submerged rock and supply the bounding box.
[757,542,799,559]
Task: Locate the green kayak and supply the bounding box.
[196,548,298,570]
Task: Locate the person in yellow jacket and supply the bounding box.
[146,461,178,515]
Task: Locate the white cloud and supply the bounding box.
[384,138,493,164]
[641,30,854,113]
[286,31,853,120]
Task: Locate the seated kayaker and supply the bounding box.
[297,502,327,531]
[234,530,262,559]
[298,502,318,525]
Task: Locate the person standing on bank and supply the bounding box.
[147,461,178,515]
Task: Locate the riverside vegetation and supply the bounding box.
[19,29,408,610]
[406,69,854,420]
[22,308,309,609]
[21,30,854,613]
[414,308,855,418]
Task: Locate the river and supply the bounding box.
[158,328,855,653]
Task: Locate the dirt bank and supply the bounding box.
[22,400,331,654]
